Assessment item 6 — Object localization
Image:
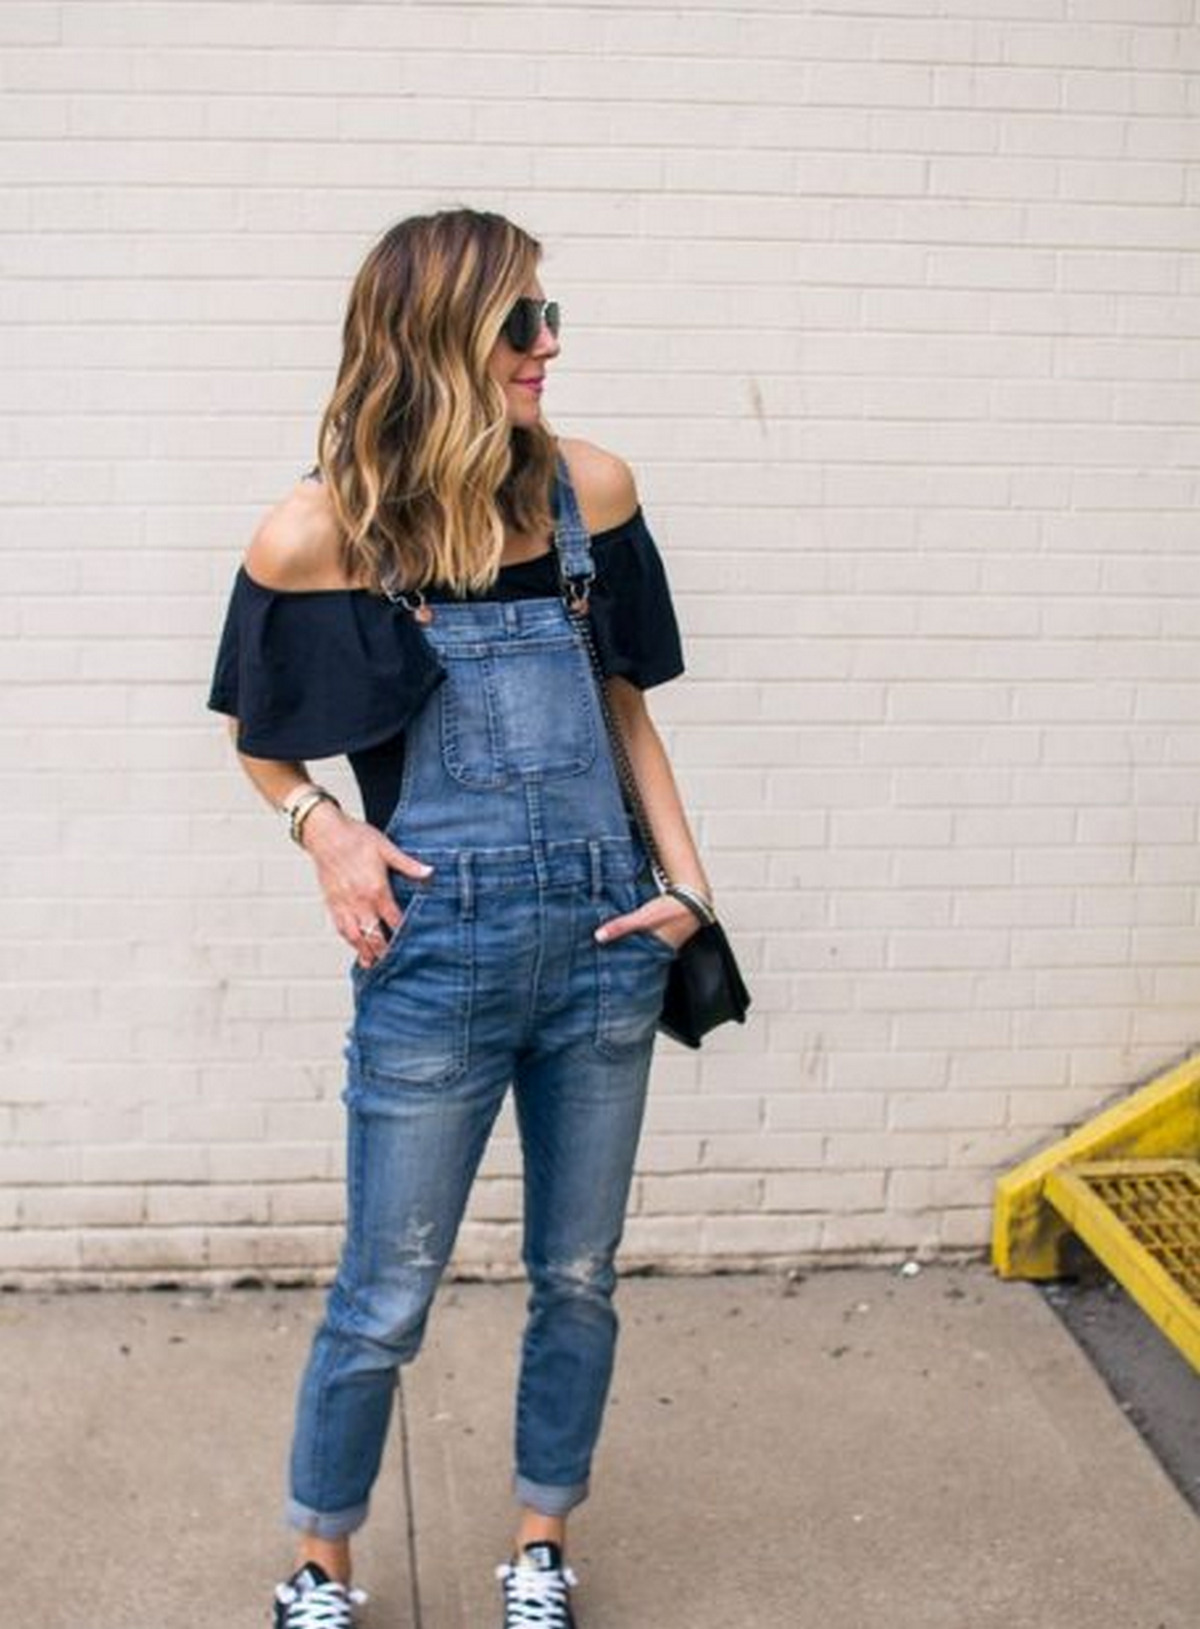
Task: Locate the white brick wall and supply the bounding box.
[3,1,1198,1283]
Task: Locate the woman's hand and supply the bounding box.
[299,801,433,969]
[594,892,704,954]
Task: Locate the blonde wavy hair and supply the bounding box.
[314,208,558,596]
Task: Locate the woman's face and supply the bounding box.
[488,276,560,428]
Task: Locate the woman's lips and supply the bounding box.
[515,378,544,394]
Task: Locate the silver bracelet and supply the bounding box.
[665,881,716,926]
[277,781,319,822]
[287,786,341,847]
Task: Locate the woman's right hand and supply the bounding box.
[299,801,433,969]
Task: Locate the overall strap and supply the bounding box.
[552,450,595,606]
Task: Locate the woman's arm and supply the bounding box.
[560,438,711,950]
[225,717,313,814]
[596,678,711,950]
[220,490,437,967]
[608,679,710,899]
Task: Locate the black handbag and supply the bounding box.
[564,581,751,1049]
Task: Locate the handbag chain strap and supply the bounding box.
[562,578,715,927]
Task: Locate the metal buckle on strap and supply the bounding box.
[383,580,434,624]
[562,570,594,617]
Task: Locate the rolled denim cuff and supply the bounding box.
[285,1495,370,1539]
[512,1472,590,1517]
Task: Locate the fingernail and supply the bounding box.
[594,927,609,943]
[418,863,434,876]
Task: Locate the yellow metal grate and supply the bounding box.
[1044,1158,1200,1372]
[1071,1164,1200,1301]
[992,1053,1200,1282]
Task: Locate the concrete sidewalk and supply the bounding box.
[3,1266,1197,1628]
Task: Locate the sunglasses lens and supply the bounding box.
[503,298,559,352]
[503,298,537,352]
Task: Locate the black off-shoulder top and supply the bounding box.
[207,505,685,831]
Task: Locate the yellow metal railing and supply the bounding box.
[993,1055,1200,1372]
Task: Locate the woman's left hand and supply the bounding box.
[594,893,704,954]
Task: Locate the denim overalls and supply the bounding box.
[287,456,676,1537]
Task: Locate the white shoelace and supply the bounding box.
[274,1576,368,1629]
[496,1559,578,1628]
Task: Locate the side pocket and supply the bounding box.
[593,881,673,1058]
[353,899,473,1089]
[350,880,428,995]
[618,874,679,961]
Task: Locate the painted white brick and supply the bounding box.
[829,1051,949,1094]
[78,1227,211,1276]
[258,1177,344,1229]
[621,1216,707,1262]
[702,1134,824,1173]
[1078,887,1194,929]
[18,1187,145,1229]
[207,1144,334,1185]
[1011,927,1132,969]
[701,1214,824,1258]
[5,3,1199,1279]
[766,1093,886,1133]
[205,1226,343,1274]
[888,1168,993,1214]
[1017,1008,1132,1049]
[145,1185,271,1228]
[1005,1087,1113,1130]
[643,1096,762,1137]
[824,1133,950,1172]
[763,1171,888,1213]
[0,1230,82,1274]
[937,1208,993,1250]
[464,1179,524,1225]
[79,1145,207,1185]
[1068,1046,1166,1089]
[629,1136,705,1176]
[949,1129,1046,1171]
[639,1175,764,1217]
[818,1213,928,1258]
[451,1222,524,1271]
[888,1092,1008,1133]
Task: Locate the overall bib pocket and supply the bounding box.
[439,637,597,787]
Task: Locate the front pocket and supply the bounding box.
[350,881,428,994]
[439,638,597,787]
[593,888,674,1058]
[631,927,678,961]
[353,898,473,1088]
[606,875,679,962]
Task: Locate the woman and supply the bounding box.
[208,208,712,1629]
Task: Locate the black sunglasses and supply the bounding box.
[502,297,561,353]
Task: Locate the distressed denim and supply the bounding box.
[286,494,674,1538]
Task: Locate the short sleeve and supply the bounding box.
[206,566,444,760]
[587,507,685,690]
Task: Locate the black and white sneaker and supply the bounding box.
[272,1561,367,1629]
[495,1540,579,1628]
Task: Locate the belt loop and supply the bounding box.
[458,852,475,919]
[588,839,603,901]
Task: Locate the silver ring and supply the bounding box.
[357,919,383,939]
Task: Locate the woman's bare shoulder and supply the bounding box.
[557,436,639,535]
[243,474,354,592]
